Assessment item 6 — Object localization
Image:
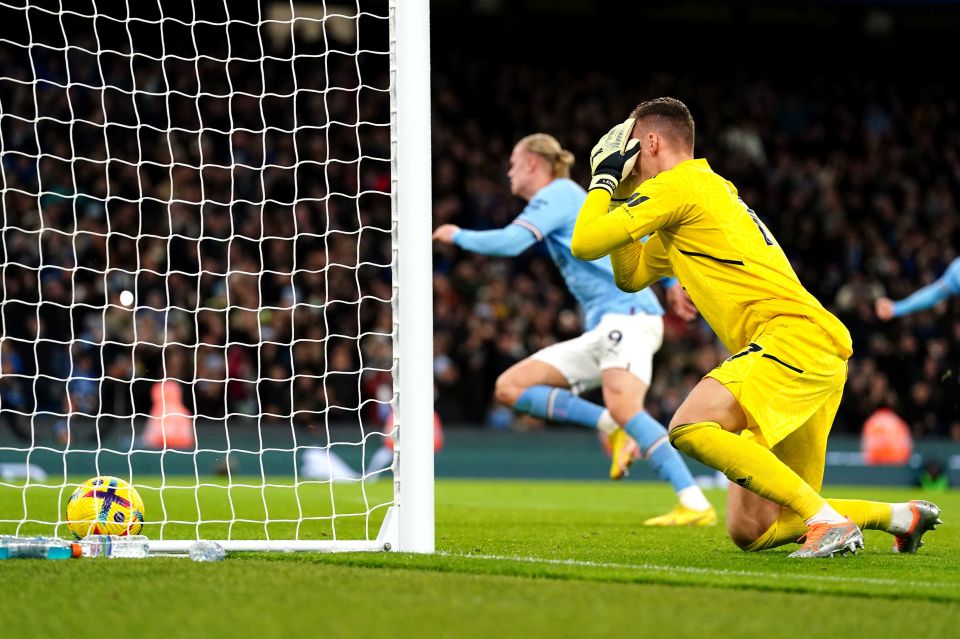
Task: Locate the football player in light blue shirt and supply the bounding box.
[876,257,960,320]
[433,133,714,524]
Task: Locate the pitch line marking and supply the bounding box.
[440,552,953,590]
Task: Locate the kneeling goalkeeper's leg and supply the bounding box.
[668,421,826,522]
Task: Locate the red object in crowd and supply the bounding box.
[861,407,912,465]
[143,380,196,450]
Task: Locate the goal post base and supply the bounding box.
[376,505,400,551]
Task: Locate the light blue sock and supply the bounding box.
[515,385,603,429]
[624,411,697,492]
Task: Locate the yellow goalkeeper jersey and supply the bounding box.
[578,158,852,358]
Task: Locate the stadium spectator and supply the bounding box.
[861,407,913,465]
[143,379,195,451]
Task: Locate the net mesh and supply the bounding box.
[0,0,396,543]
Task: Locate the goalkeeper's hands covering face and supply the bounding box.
[588,118,641,195]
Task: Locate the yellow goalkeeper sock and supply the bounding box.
[669,421,825,520]
[746,499,895,551]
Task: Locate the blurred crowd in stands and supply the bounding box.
[1,20,959,443]
[0,21,394,441]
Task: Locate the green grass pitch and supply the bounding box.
[1,479,958,638]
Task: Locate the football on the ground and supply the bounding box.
[66,476,145,539]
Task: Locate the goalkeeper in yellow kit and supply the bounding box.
[572,98,941,557]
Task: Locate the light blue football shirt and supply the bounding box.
[512,178,664,330]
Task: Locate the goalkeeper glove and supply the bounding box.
[588,118,641,195]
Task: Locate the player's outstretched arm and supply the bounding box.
[433,223,537,257]
[878,257,960,320]
[876,282,952,320]
[432,224,461,244]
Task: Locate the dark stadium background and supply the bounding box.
[430,0,960,445]
[0,0,958,483]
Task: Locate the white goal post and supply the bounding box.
[391,0,435,554]
[0,0,433,553]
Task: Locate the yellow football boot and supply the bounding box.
[643,504,718,527]
[608,427,638,480]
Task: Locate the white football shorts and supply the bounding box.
[530,313,664,393]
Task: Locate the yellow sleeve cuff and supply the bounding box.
[571,190,634,261]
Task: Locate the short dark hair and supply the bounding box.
[630,97,695,152]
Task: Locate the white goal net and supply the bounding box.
[0,0,433,552]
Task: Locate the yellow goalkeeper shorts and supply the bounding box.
[705,316,848,491]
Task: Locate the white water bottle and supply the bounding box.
[79,535,150,559]
[188,540,225,562]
